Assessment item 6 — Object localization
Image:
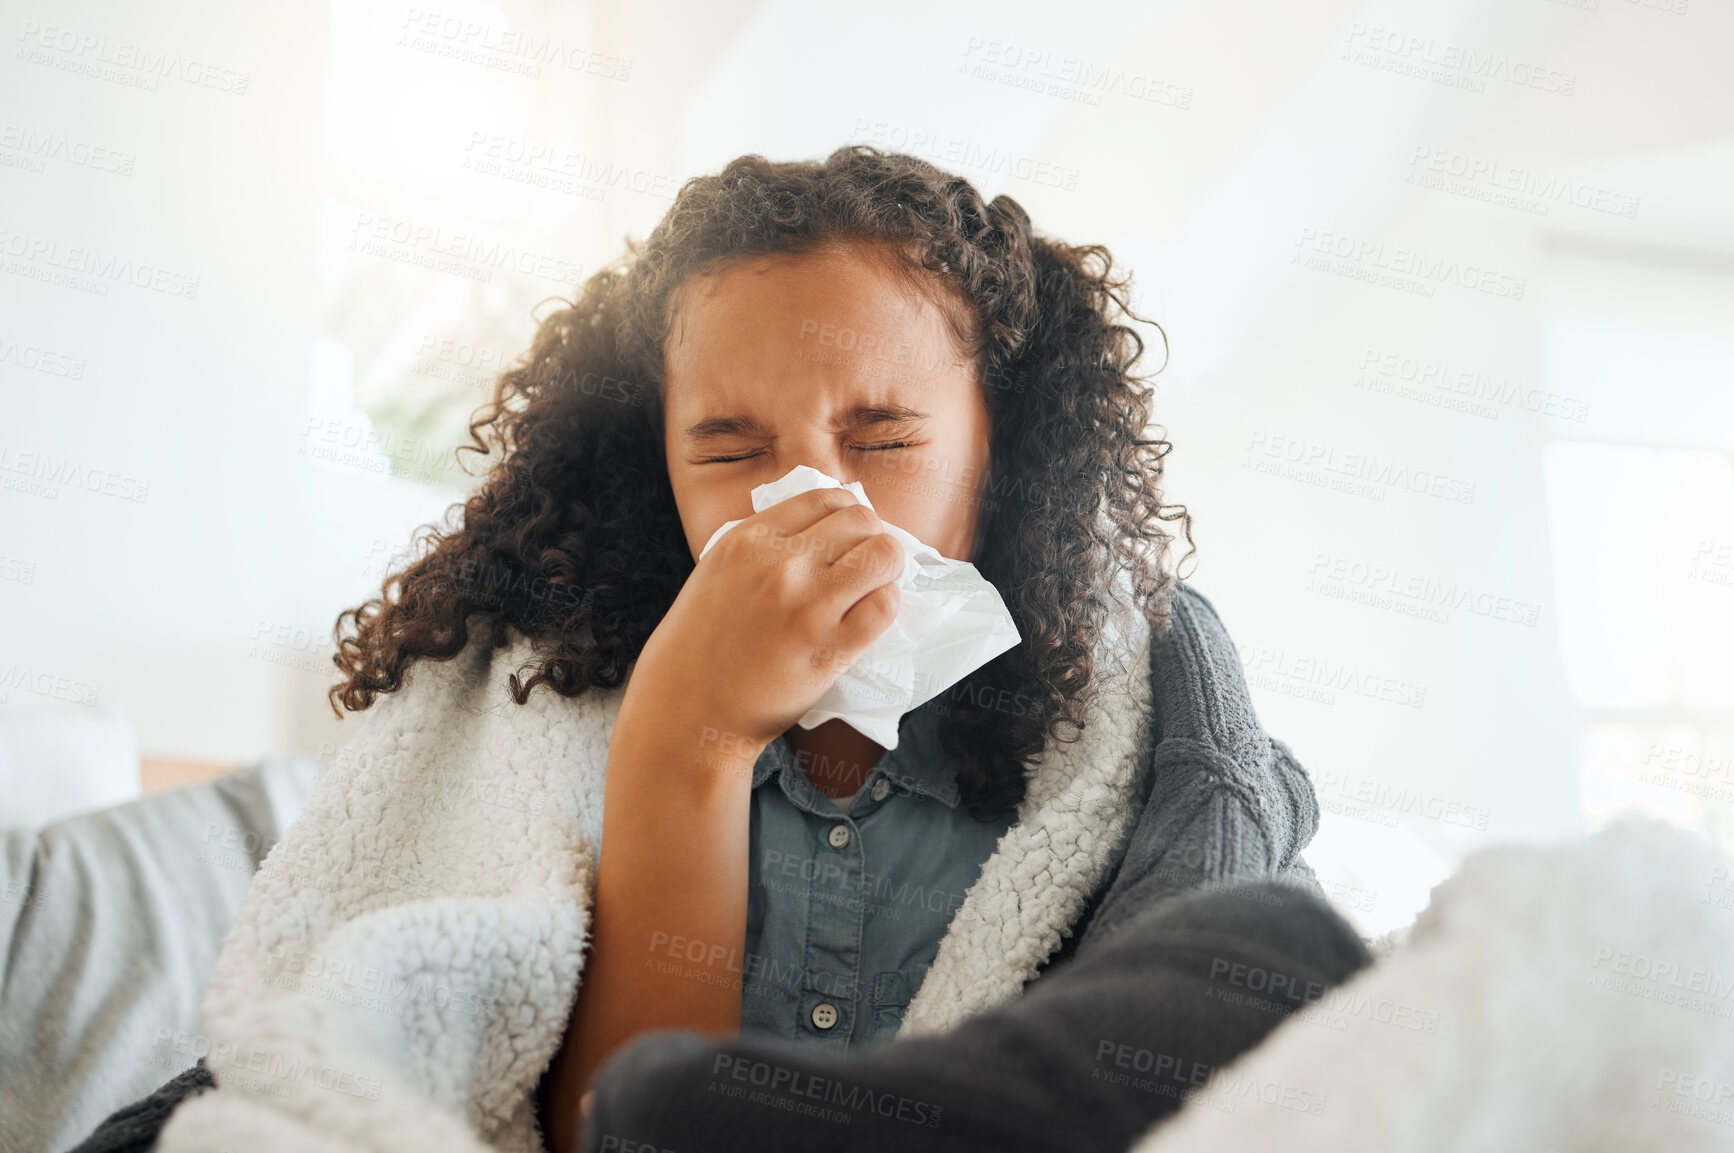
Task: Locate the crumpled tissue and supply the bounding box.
[698,465,1022,749]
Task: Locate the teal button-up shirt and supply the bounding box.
[740,703,1017,1050]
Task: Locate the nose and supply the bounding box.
[778,432,861,489]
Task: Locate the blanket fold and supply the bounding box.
[1128,814,1734,1153]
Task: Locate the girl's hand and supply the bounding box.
[628,485,905,753]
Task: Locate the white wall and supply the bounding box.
[4,0,1730,932]
[3,4,334,764]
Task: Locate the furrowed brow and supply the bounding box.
[683,414,774,443]
[843,404,932,429]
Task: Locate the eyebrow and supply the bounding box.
[682,404,932,443]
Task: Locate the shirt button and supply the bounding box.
[871,779,890,802]
[827,824,851,849]
[810,1001,839,1030]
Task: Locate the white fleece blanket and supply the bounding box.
[157,583,1157,1153]
[1133,814,1734,1153]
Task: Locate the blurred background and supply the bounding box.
[3,0,1731,938]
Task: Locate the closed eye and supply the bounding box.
[701,442,916,464]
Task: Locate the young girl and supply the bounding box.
[74,146,1364,1153]
[336,145,1202,1134]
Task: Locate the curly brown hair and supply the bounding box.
[328,145,1196,822]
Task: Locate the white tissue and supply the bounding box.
[697,465,1022,749]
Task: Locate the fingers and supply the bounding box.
[703,487,858,564]
[756,484,867,536]
[837,578,901,651]
[730,485,905,621]
[747,489,897,585]
[828,526,905,589]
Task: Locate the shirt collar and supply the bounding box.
[749,704,961,809]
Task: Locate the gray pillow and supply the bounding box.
[0,755,318,1153]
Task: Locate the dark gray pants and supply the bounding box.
[72,880,1368,1153]
[571,879,1371,1153]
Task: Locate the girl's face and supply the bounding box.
[662,243,992,564]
